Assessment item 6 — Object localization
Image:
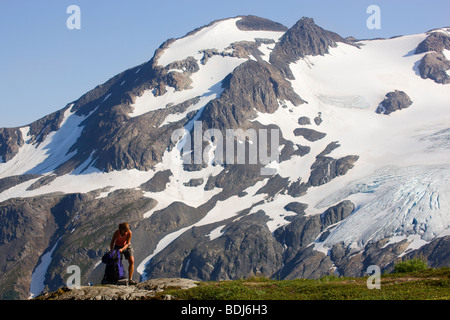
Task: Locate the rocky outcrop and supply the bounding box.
[418,52,450,84]
[283,202,308,215]
[376,90,413,115]
[270,17,351,79]
[321,200,355,228]
[0,104,72,164]
[414,32,450,84]
[200,39,275,64]
[279,246,333,280]
[308,154,359,187]
[140,170,173,192]
[0,194,65,299]
[297,116,311,125]
[235,15,288,32]
[26,175,58,191]
[330,239,410,277]
[36,278,198,300]
[0,174,40,193]
[0,128,24,163]
[274,200,355,278]
[182,212,284,280]
[403,235,450,268]
[200,59,305,131]
[415,32,450,54]
[293,128,326,142]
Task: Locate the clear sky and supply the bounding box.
[0,0,449,128]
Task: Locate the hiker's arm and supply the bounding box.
[110,231,118,250]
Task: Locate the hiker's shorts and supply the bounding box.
[114,245,134,260]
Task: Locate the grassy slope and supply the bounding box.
[162,268,450,300]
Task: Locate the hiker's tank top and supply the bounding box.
[115,231,129,247]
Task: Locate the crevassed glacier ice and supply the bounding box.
[319,165,450,249]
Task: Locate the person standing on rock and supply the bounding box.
[110,222,137,285]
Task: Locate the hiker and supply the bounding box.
[110,222,137,284]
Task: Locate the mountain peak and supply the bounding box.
[269,16,349,79]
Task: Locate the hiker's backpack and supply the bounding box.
[101,249,125,284]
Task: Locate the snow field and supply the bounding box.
[156,18,284,68]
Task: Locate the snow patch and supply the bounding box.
[207,225,225,241]
[101,93,112,103]
[29,238,61,299]
[130,55,245,119]
[0,108,86,179]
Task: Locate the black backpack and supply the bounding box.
[101,249,126,284]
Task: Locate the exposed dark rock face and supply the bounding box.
[403,235,450,268]
[199,40,273,65]
[0,194,65,299]
[275,214,323,264]
[0,105,74,165]
[200,60,305,131]
[270,17,350,79]
[321,200,355,228]
[0,174,41,193]
[314,113,323,126]
[279,140,310,162]
[376,90,413,115]
[236,15,288,32]
[204,165,265,197]
[183,178,204,187]
[297,116,311,125]
[274,200,355,278]
[330,239,411,277]
[181,212,284,280]
[29,108,69,145]
[280,246,333,280]
[418,52,450,84]
[286,179,308,197]
[308,155,359,187]
[0,128,24,163]
[140,170,173,192]
[414,32,450,85]
[283,202,308,215]
[255,174,289,197]
[415,32,450,54]
[26,175,58,191]
[293,128,326,142]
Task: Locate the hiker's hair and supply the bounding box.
[118,222,130,232]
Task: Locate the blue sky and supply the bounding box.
[0,0,449,128]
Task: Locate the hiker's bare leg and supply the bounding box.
[128,256,134,280]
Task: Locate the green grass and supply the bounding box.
[162,268,450,300]
[393,257,428,273]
